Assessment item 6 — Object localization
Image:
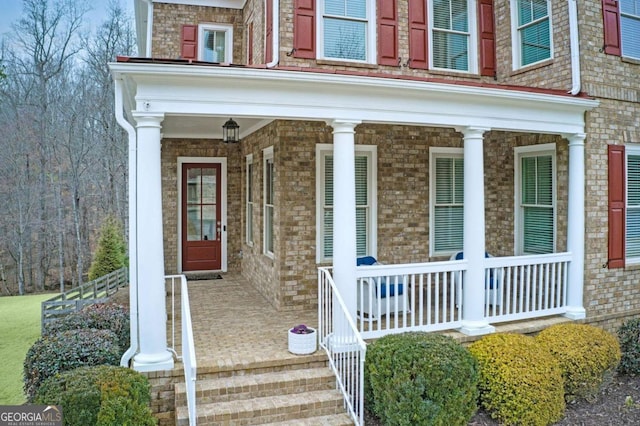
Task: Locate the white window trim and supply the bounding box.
[428,0,478,74]
[626,145,640,265]
[315,143,377,263]
[263,146,274,258]
[198,23,234,63]
[429,147,464,257]
[510,0,554,70]
[316,0,377,64]
[620,3,640,60]
[246,154,254,246]
[514,143,557,255]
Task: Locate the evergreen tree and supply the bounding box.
[87,216,126,281]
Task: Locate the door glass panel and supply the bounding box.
[187,168,201,203]
[202,204,217,241]
[187,207,201,241]
[201,168,216,204]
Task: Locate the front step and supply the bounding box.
[256,413,354,425]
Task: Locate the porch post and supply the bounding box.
[459,127,495,336]
[329,119,361,321]
[565,133,587,319]
[131,112,174,372]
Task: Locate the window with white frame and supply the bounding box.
[199,24,233,63]
[263,147,274,257]
[316,145,376,262]
[430,0,477,72]
[621,0,640,59]
[430,148,464,256]
[511,0,552,68]
[246,154,254,246]
[319,0,375,62]
[626,147,640,262]
[515,144,556,255]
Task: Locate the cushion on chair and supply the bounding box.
[357,256,378,266]
[378,282,403,298]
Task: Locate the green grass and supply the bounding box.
[0,293,54,404]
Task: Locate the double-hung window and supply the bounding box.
[246,154,254,246]
[512,0,552,68]
[430,148,464,256]
[319,0,375,62]
[430,0,477,72]
[199,24,233,63]
[626,147,640,263]
[621,0,640,59]
[263,147,274,257]
[515,145,556,255]
[316,145,377,262]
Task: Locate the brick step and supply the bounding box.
[255,413,354,425]
[193,353,328,380]
[175,389,346,426]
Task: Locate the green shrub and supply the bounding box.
[469,333,565,426]
[24,329,121,402]
[34,365,156,426]
[88,216,126,281]
[537,323,621,402]
[618,318,640,375]
[44,303,130,350]
[365,332,478,426]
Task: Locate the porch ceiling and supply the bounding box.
[110,63,599,138]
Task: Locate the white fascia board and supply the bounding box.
[153,0,246,9]
[110,63,599,136]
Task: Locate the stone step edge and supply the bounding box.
[256,413,355,426]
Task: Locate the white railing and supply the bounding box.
[318,267,366,426]
[167,275,197,426]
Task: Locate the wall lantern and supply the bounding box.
[222,118,240,143]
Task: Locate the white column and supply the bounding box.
[329,119,361,321]
[565,133,587,319]
[459,127,495,336]
[132,112,174,372]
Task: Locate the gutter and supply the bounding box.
[568,0,581,95]
[142,0,154,57]
[266,0,279,68]
[115,78,140,368]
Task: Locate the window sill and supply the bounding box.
[624,262,640,271]
[622,56,640,66]
[316,59,377,69]
[427,69,481,79]
[510,59,554,76]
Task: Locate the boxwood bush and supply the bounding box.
[365,332,478,426]
[617,318,640,375]
[34,365,156,426]
[469,333,565,426]
[24,329,121,401]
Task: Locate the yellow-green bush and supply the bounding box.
[469,333,565,426]
[536,323,621,402]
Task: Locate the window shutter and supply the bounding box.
[478,0,496,77]
[293,0,316,59]
[248,22,254,64]
[408,0,428,69]
[377,0,398,66]
[608,144,626,268]
[602,0,622,56]
[181,25,198,60]
[265,0,273,63]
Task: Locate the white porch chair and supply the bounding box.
[356,256,409,319]
[451,251,502,307]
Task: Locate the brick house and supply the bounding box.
[110,0,639,422]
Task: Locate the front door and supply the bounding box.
[182,163,222,271]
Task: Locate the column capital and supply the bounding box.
[326,119,361,134]
[455,126,490,139]
[132,111,165,128]
[564,133,586,145]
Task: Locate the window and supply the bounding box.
[199,24,233,63]
[246,154,254,245]
[316,145,377,262]
[318,0,375,62]
[512,0,552,68]
[430,0,477,72]
[621,0,640,59]
[430,148,464,256]
[627,147,640,263]
[515,145,556,255]
[263,147,274,257]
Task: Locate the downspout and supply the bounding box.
[568,0,581,95]
[142,0,154,57]
[115,78,140,367]
[266,0,279,68]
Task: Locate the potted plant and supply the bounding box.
[288,324,317,355]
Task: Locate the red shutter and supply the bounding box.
[408,0,428,69]
[265,0,273,63]
[602,0,622,56]
[608,145,626,268]
[248,22,254,65]
[377,0,398,66]
[478,0,496,77]
[293,0,316,59]
[181,25,198,60]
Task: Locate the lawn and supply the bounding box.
[0,293,54,404]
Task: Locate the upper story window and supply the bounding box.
[511,0,552,68]
[430,0,477,72]
[199,24,233,63]
[318,0,375,62]
[621,0,640,59]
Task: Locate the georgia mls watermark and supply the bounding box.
[0,405,62,426]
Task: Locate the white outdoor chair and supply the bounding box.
[356,256,409,320]
[450,251,502,307]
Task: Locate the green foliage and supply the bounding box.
[618,318,640,375]
[469,333,565,426]
[365,332,479,426]
[537,323,621,402]
[44,303,130,350]
[23,330,121,402]
[88,216,126,281]
[34,365,156,426]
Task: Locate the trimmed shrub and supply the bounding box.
[44,303,130,350]
[469,333,565,426]
[24,329,121,402]
[88,216,126,281]
[365,332,478,426]
[537,323,621,402]
[618,318,640,375]
[34,365,156,426]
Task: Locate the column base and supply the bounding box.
[458,321,495,336]
[564,307,586,320]
[132,350,175,372]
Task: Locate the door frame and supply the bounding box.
[177,157,228,272]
